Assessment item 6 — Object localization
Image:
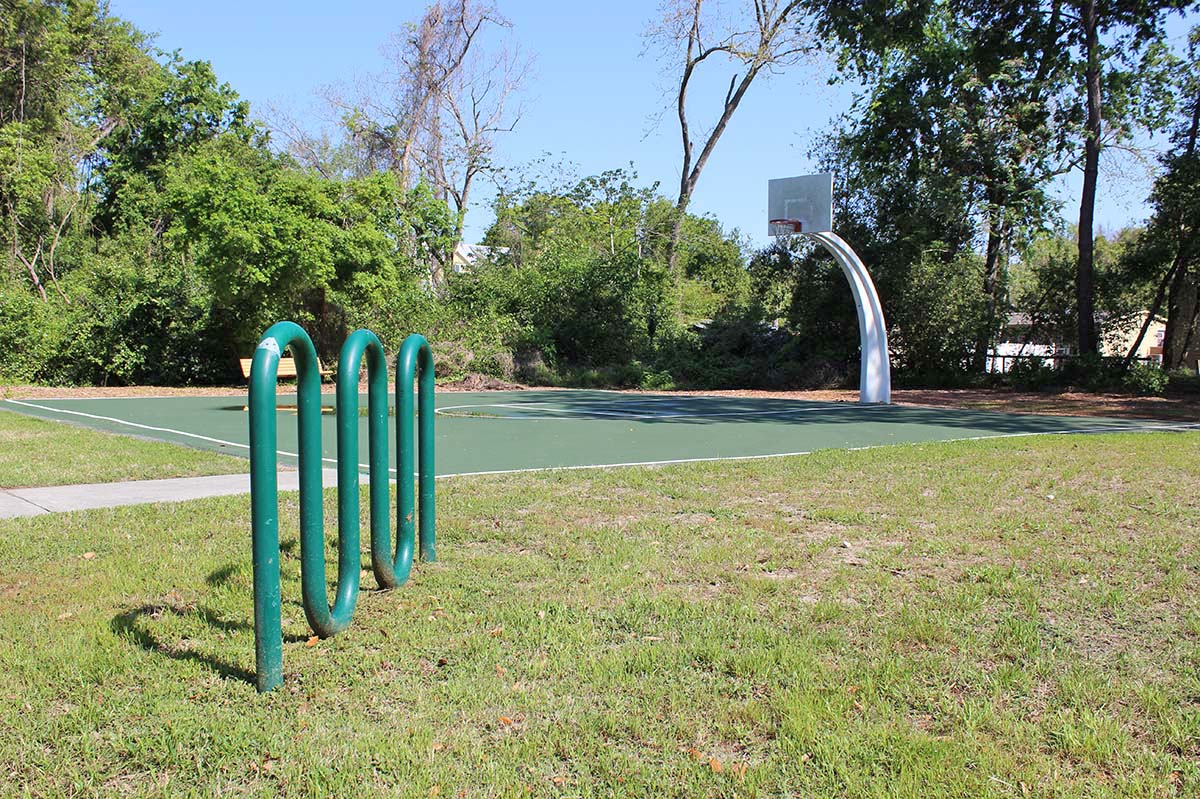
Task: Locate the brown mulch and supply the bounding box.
[1,373,524,400]
[4,382,1196,423]
[622,387,1199,422]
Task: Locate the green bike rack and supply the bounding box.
[249,323,436,693]
[398,333,436,564]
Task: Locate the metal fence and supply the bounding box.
[985,352,1160,374]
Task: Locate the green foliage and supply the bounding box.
[1005,356,1059,391]
[1122,361,1169,395]
[1004,353,1168,396]
[97,56,254,232]
[164,137,453,357]
[0,282,58,383]
[1011,228,1156,355]
[470,167,745,381]
[889,248,991,376]
[2,1,1191,394]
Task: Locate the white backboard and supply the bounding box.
[767,173,833,235]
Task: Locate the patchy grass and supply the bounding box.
[0,409,247,488]
[0,432,1197,797]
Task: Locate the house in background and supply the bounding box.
[429,243,511,288]
[986,313,1068,373]
[452,242,508,273]
[1102,312,1166,364]
[987,309,1166,373]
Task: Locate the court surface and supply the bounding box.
[3,390,1194,479]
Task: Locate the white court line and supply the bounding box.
[6,398,1195,482]
[1,399,393,474]
[435,401,865,421]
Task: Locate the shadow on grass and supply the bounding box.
[207,539,296,587]
[110,602,291,686]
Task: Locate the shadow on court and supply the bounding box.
[434,390,1185,435]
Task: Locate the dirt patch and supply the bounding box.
[1,375,526,400]
[620,386,1200,423]
[3,384,254,399]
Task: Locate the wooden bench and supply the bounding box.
[239,357,332,381]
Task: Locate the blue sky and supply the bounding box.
[109,0,1196,249]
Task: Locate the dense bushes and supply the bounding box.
[0,253,228,385]
[1002,354,1170,396]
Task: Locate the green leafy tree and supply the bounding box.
[474,167,746,374]
[164,135,454,356]
[806,0,1191,358]
[0,0,155,298]
[1119,27,1200,370]
[808,0,1074,370]
[95,57,252,233]
[1065,0,1190,355]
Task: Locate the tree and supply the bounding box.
[806,0,1190,357]
[1122,27,1200,371]
[164,135,455,355]
[94,57,252,234]
[286,0,526,285]
[476,167,746,366]
[0,0,155,299]
[810,0,1069,370]
[1067,0,1189,355]
[650,0,812,285]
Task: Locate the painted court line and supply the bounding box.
[2,399,392,475]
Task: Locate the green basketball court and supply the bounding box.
[3,390,1192,479]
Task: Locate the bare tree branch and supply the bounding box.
[655,0,815,280]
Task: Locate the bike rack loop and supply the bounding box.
[249,323,436,693]
[397,333,436,564]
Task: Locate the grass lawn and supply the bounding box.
[0,409,248,488]
[0,431,1197,797]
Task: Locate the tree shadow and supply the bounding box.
[473,389,1189,437]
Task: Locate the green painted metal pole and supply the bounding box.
[253,324,434,693]
[249,321,328,692]
[397,334,436,562]
[338,330,411,588]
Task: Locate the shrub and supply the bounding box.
[0,285,63,384]
[1006,357,1059,391]
[1121,362,1168,396]
[1166,368,1200,394]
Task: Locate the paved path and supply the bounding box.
[0,469,356,519]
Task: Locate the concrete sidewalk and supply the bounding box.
[0,469,357,519]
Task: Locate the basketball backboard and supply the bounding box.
[767,173,833,236]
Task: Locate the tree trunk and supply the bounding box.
[665,195,689,286]
[1075,0,1101,355]
[1123,260,1178,369]
[1163,262,1198,369]
[972,212,1004,372]
[1161,86,1200,371]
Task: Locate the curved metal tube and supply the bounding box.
[805,232,892,404]
[337,330,405,588]
[249,321,358,693]
[397,333,436,563]
[250,324,437,692]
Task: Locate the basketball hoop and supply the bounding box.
[769,218,803,236]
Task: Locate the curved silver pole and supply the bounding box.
[804,232,892,404]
